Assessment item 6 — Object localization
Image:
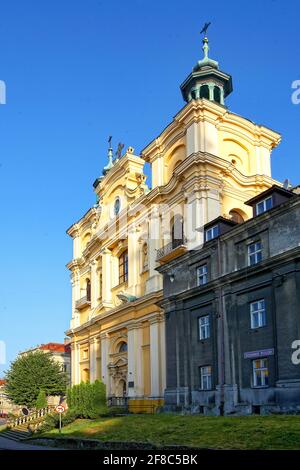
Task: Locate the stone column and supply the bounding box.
[101,248,113,307]
[220,87,225,105]
[150,316,163,398]
[89,338,97,383]
[208,83,214,101]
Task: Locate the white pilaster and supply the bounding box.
[89,338,97,382]
[206,188,221,222]
[186,119,219,157]
[72,342,81,385]
[100,334,110,395]
[74,234,81,258]
[152,155,165,187]
[90,260,98,309]
[185,188,205,250]
[71,270,80,328]
[128,227,140,297]
[101,248,113,306]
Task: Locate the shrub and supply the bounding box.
[36,389,47,409]
[39,410,77,433]
[66,380,108,419]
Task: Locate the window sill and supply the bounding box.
[112,281,128,291]
[251,386,269,389]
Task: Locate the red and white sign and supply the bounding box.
[55,405,65,414]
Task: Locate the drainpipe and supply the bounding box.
[217,237,225,416]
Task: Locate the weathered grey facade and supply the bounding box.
[158,186,300,415]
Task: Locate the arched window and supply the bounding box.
[191,89,197,100]
[118,342,128,353]
[171,215,184,249]
[214,86,221,103]
[229,210,244,224]
[200,85,209,99]
[119,250,128,284]
[86,278,91,301]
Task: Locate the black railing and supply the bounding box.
[156,237,187,260]
[107,396,129,408]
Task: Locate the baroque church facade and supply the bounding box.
[66,35,282,412]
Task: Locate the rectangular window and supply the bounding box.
[205,225,219,242]
[248,241,262,266]
[253,358,269,387]
[199,315,210,340]
[256,196,273,215]
[250,299,266,329]
[119,251,128,284]
[200,366,212,390]
[197,264,208,286]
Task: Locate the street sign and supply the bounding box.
[55,404,65,432]
[55,405,65,414]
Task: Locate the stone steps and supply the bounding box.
[1,429,31,442]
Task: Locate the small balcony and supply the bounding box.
[75,295,91,310]
[156,238,187,264]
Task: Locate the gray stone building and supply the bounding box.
[158,185,300,415]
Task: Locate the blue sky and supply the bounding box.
[0,0,299,375]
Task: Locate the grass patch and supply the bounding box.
[41,414,300,450]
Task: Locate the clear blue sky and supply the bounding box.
[0,0,299,375]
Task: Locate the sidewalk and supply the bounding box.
[0,436,60,450]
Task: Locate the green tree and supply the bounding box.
[5,351,68,408]
[35,389,47,409]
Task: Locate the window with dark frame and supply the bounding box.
[119,251,128,284]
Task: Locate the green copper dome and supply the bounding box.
[180,36,233,105]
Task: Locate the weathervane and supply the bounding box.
[200,22,211,37]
